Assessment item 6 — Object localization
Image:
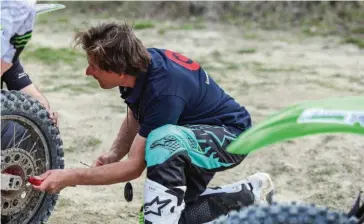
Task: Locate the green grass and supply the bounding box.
[211,50,222,59]
[57,16,69,23]
[348,75,364,85]
[243,61,300,73]
[247,61,264,68]
[158,22,206,35]
[308,79,353,92]
[256,67,298,72]
[85,136,102,147]
[108,105,126,113]
[85,79,101,88]
[45,83,92,94]
[342,36,364,49]
[226,62,240,70]
[133,20,156,30]
[180,23,206,30]
[35,15,50,25]
[243,32,258,40]
[41,72,112,94]
[237,48,256,54]
[158,28,166,35]
[200,64,218,71]
[342,163,354,173]
[350,26,364,34]
[201,60,241,72]
[64,146,76,153]
[22,47,85,66]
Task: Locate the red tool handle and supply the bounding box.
[28,177,43,186]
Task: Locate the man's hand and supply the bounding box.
[48,109,59,127]
[32,135,146,187]
[92,150,120,167]
[31,169,76,194]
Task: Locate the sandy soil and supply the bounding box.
[19,17,364,224]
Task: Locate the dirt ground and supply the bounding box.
[19,13,364,224]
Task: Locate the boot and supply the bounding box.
[201,172,274,205]
[179,173,274,224]
[143,178,186,224]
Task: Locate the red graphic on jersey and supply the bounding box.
[165,50,200,71]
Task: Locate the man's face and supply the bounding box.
[86,57,122,89]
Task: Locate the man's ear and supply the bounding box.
[119,74,126,83]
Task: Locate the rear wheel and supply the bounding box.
[1,90,64,224]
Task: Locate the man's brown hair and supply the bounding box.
[74,21,151,77]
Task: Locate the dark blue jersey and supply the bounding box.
[120,48,251,138]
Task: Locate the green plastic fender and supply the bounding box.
[227,96,364,155]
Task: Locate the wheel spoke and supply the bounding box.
[15,130,31,148]
[12,122,16,147]
[5,123,17,149]
[29,138,39,154]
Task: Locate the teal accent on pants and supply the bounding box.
[145,124,234,169]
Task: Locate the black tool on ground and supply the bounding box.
[124,181,133,202]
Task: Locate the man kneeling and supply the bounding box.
[33,22,274,223]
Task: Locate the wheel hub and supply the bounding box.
[1,148,37,216]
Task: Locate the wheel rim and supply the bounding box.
[1,114,51,223]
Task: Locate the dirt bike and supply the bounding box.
[1,4,65,224]
[210,95,364,223]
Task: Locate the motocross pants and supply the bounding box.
[142,124,254,224]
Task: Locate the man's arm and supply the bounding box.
[110,108,138,159]
[71,134,146,185]
[31,95,186,193]
[32,134,146,192]
[92,108,138,166]
[69,96,186,185]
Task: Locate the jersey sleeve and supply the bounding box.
[1,60,32,90]
[1,0,36,63]
[139,95,186,138]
